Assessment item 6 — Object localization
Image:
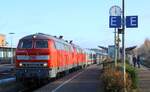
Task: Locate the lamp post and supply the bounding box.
[114,28,117,66]
[121,0,126,91]
[9,32,15,64]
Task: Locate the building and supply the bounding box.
[0,34,6,47]
[0,34,16,64]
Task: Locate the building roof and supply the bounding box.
[0,33,5,37]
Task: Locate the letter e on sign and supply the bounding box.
[109,16,121,28]
[126,16,138,28]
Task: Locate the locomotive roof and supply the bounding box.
[20,33,72,46]
[21,33,52,40]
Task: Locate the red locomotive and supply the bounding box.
[15,33,87,82]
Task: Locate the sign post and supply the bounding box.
[122,0,126,91]
[109,5,122,66]
[109,1,138,92]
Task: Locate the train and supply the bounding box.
[15,33,96,82]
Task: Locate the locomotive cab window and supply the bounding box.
[18,40,33,49]
[35,40,48,48]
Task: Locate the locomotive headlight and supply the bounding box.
[19,63,23,67]
[43,63,48,67]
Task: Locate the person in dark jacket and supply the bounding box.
[132,55,137,67]
[137,55,141,68]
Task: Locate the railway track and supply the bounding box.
[0,77,16,84]
[0,79,46,92]
[0,70,76,92]
[0,64,92,92]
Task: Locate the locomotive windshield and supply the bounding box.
[35,40,48,48]
[18,40,33,49]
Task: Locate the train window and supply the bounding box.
[64,44,68,51]
[68,46,73,52]
[18,40,33,49]
[35,40,48,48]
[77,48,80,53]
[61,44,65,50]
[76,48,79,53]
[52,41,57,49]
[90,54,93,58]
[68,45,70,51]
[55,42,65,50]
[71,47,74,52]
[64,44,72,52]
[55,42,60,50]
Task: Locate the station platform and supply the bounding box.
[138,66,150,92]
[34,64,104,92]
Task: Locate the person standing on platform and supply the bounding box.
[137,55,141,68]
[132,55,137,68]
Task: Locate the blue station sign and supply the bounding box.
[109,16,138,28]
[109,16,121,28]
[126,16,138,28]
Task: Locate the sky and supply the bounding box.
[0,0,149,48]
